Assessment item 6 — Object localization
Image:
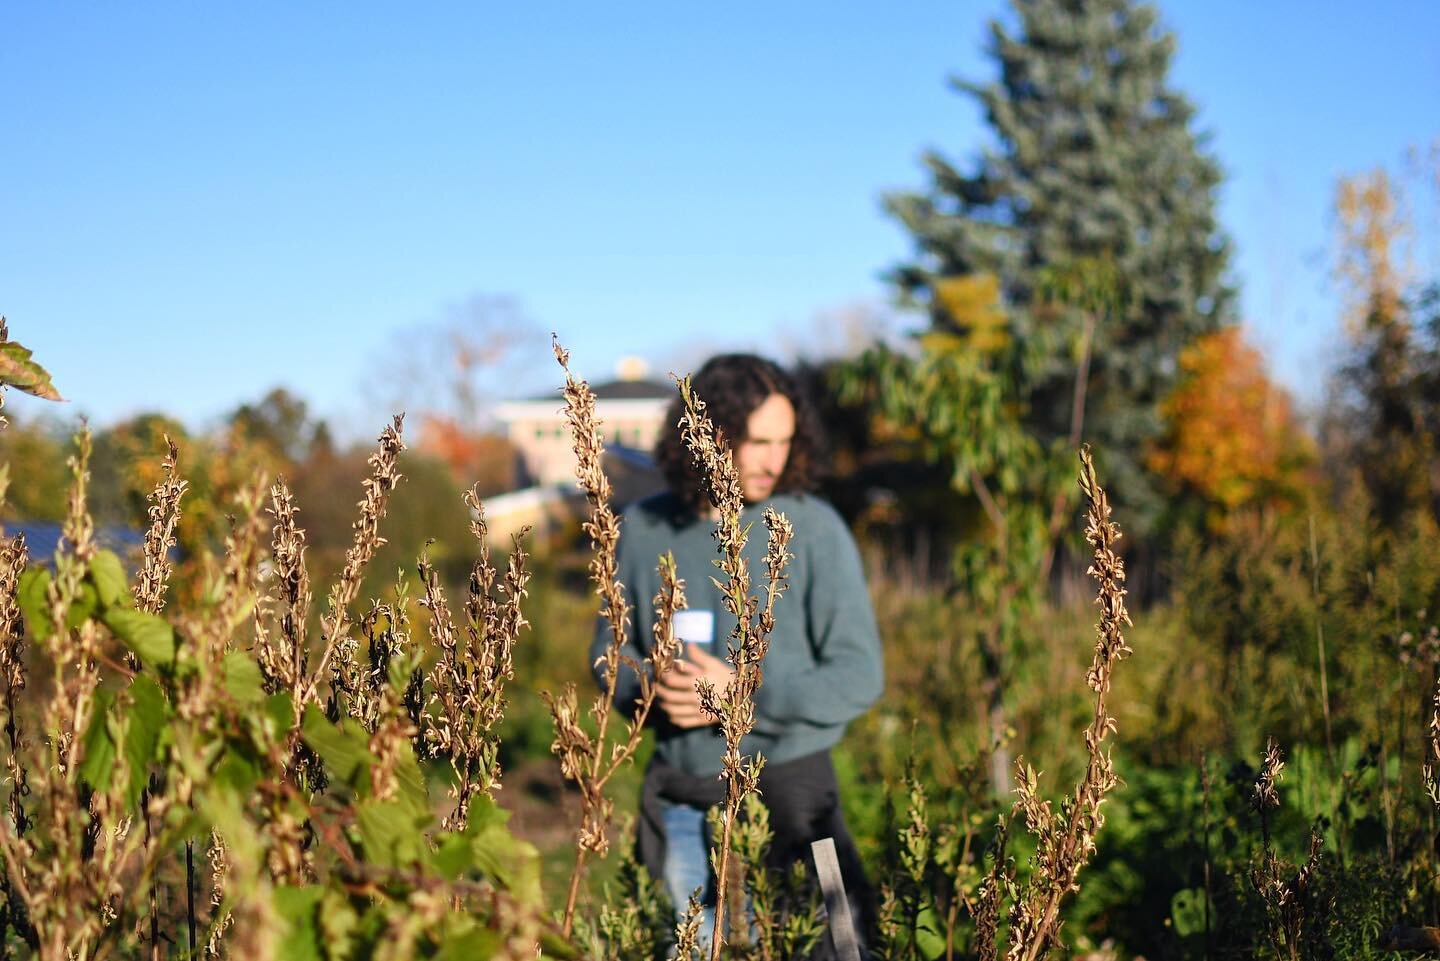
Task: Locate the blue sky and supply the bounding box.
[3,1,1437,439]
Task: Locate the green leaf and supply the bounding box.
[103,607,180,674]
[355,799,429,869]
[78,689,118,791]
[16,568,52,642]
[214,750,265,799]
[391,741,429,817]
[123,675,168,808]
[538,926,582,960]
[317,890,360,961]
[88,550,128,609]
[65,581,98,630]
[914,905,947,960]
[0,340,64,401]
[273,886,324,961]
[457,795,542,907]
[264,692,296,738]
[222,650,265,707]
[434,924,503,961]
[300,705,374,790]
[1171,886,1209,938]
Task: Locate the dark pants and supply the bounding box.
[637,750,874,956]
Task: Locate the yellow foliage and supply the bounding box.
[1148,328,1313,524]
[932,274,1010,353]
[1334,168,1412,334]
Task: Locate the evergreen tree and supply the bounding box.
[886,0,1235,531]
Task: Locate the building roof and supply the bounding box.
[511,379,675,405]
[6,521,152,569]
[592,379,675,401]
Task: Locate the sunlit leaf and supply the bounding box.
[88,550,128,609]
[123,675,168,808]
[222,649,266,707]
[16,568,52,642]
[273,886,324,961]
[78,689,118,791]
[300,704,374,791]
[0,340,63,401]
[103,607,181,674]
[355,799,430,869]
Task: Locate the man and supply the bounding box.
[591,353,883,951]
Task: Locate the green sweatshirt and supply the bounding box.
[590,491,884,778]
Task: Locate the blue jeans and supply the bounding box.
[661,800,715,947]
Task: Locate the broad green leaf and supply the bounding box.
[16,568,52,642]
[222,650,265,706]
[264,692,295,738]
[318,890,359,961]
[300,705,374,790]
[432,835,475,880]
[391,740,429,817]
[914,905,947,960]
[1171,886,1209,938]
[273,886,324,961]
[434,924,503,961]
[123,675,168,808]
[354,798,429,869]
[78,689,118,791]
[460,796,542,907]
[538,927,582,960]
[213,732,266,797]
[0,341,63,401]
[65,581,98,630]
[103,607,180,674]
[88,550,128,609]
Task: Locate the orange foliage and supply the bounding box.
[416,414,518,496]
[1148,327,1313,522]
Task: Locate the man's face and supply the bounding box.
[735,392,795,503]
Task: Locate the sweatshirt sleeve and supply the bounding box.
[590,516,647,715]
[751,503,884,728]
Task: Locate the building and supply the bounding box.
[495,358,673,488]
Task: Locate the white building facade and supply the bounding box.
[496,375,673,488]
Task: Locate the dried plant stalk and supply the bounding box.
[258,479,312,702]
[972,819,1014,961]
[176,476,268,727]
[1247,739,1331,960]
[1006,445,1133,961]
[1423,677,1440,809]
[421,485,532,830]
[0,429,162,959]
[545,338,685,936]
[0,462,31,946]
[674,374,794,960]
[131,437,189,959]
[304,415,405,714]
[133,436,188,616]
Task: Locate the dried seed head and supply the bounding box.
[133,436,188,616]
[1253,736,1285,815]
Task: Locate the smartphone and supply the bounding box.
[672,609,715,659]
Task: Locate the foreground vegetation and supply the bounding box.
[0,327,1157,959]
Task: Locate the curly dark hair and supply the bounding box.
[655,353,826,510]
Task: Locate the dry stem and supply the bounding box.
[674,374,795,960]
[546,338,685,936]
[304,415,405,714]
[1006,445,1132,961]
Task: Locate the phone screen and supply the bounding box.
[672,609,715,656]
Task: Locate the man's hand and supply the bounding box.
[656,644,734,729]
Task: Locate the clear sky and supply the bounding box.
[4,1,1438,439]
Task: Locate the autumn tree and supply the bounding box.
[885,0,1235,533]
[416,415,520,496]
[1148,327,1313,530]
[1328,157,1440,526]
